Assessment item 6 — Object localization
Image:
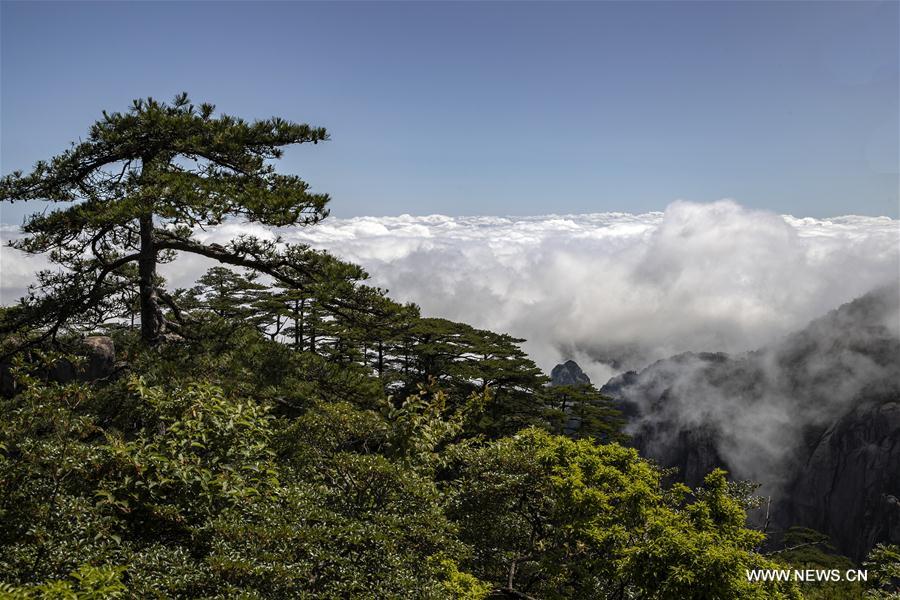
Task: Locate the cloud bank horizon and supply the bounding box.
[2,200,897,383]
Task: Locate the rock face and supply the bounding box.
[79,336,116,381]
[1,336,118,396]
[780,400,900,561]
[600,286,900,560]
[550,360,591,386]
[49,335,118,384]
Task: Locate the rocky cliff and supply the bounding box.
[599,285,900,560]
[550,360,591,386]
[780,399,900,561]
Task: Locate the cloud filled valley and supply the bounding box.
[2,199,898,381]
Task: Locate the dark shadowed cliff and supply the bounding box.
[599,285,900,560]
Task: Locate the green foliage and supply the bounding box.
[0,362,476,598]
[544,383,626,443]
[0,565,126,599]
[446,429,800,599]
[864,544,900,599]
[0,335,802,598]
[434,558,492,599]
[377,380,487,469]
[0,370,119,584]
[101,379,280,525]
[381,316,551,437]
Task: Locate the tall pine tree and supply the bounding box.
[1,94,330,344]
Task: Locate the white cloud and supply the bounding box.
[2,200,898,381]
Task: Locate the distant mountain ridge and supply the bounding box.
[596,285,900,560]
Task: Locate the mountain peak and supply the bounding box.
[550,360,591,386]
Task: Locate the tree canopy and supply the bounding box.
[1,93,332,345]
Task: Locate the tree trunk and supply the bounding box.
[377,340,384,379]
[138,214,162,343]
[292,298,302,351]
[309,306,316,354]
[271,314,281,341]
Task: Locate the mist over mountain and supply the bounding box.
[600,285,900,560]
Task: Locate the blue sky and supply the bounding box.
[1,1,897,221]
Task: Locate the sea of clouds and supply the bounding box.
[2,199,898,383]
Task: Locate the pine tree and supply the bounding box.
[545,383,626,443]
[1,93,330,344]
